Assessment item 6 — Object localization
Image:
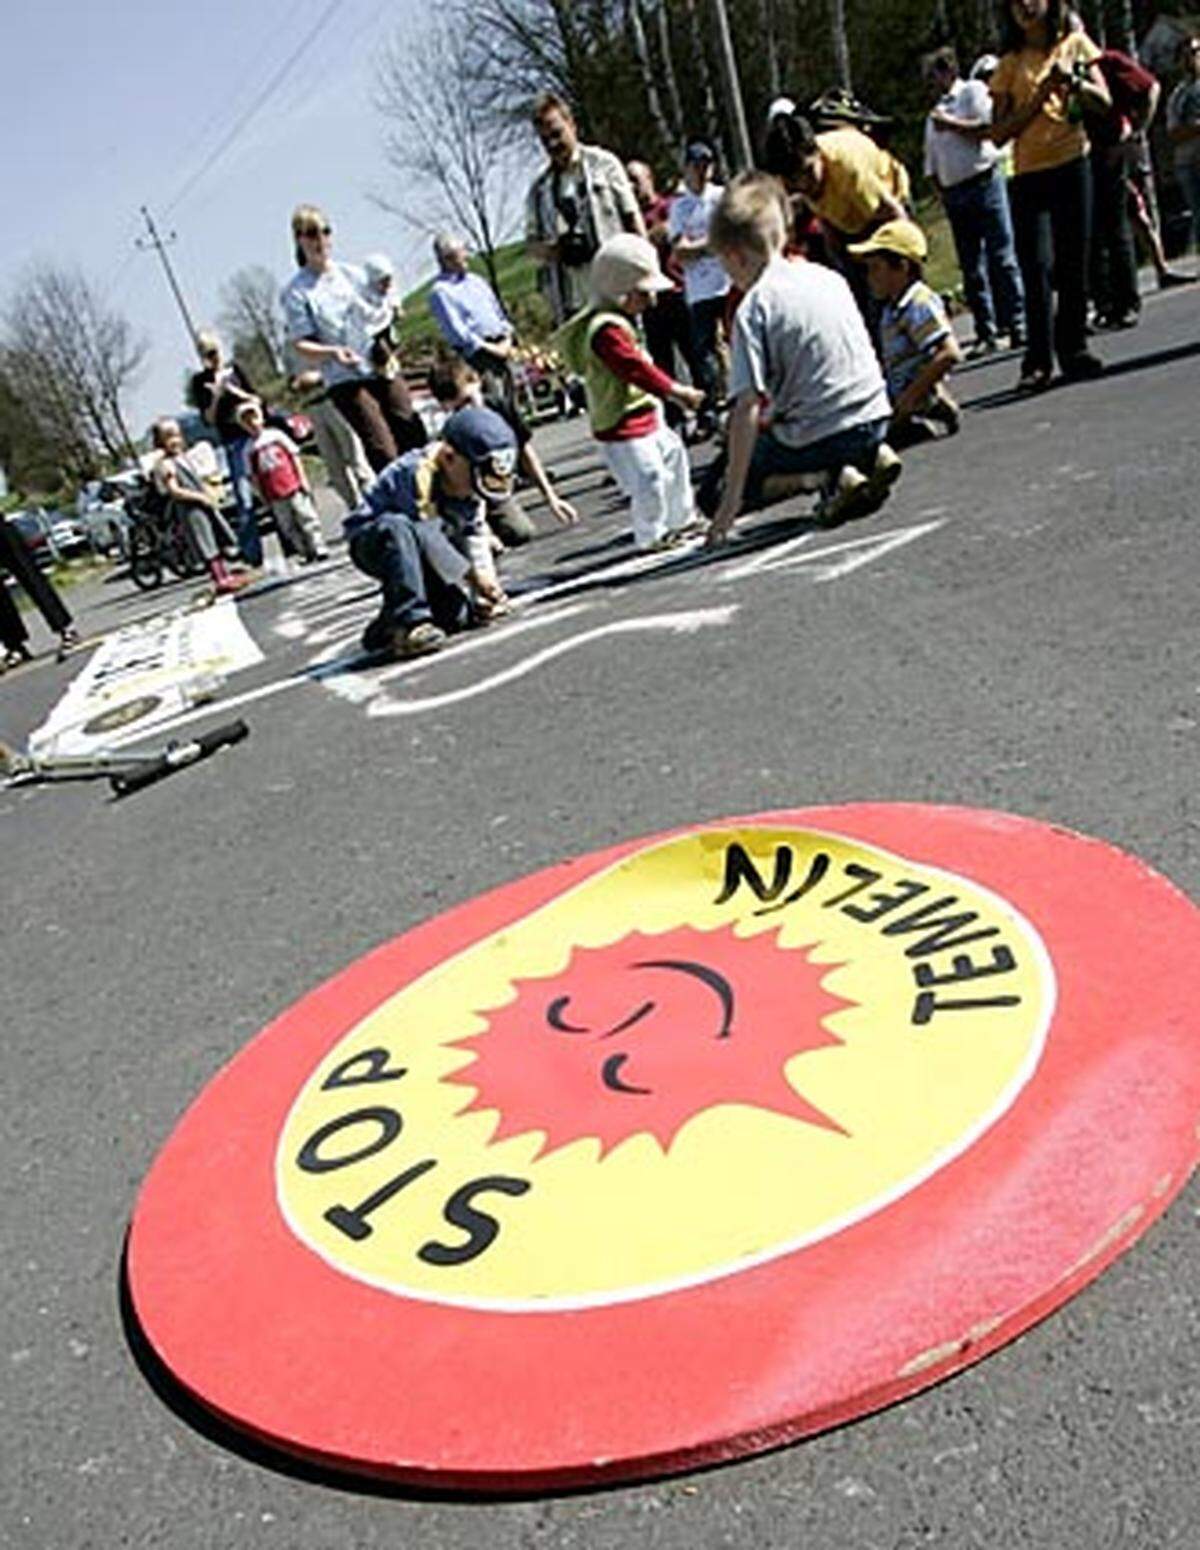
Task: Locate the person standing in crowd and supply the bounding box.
[989,0,1110,392]
[189,331,261,568]
[236,400,329,565]
[555,234,704,553]
[1167,34,1200,258]
[281,204,426,474]
[427,235,516,406]
[762,112,911,316]
[923,46,1026,355]
[1076,27,1162,331]
[287,367,374,515]
[0,514,80,669]
[150,419,249,596]
[525,92,645,326]
[668,142,730,440]
[626,159,698,428]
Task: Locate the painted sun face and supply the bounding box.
[451,926,851,1156]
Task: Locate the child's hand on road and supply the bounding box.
[550,495,579,526]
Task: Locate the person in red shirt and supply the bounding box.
[555,234,705,552]
[237,401,330,564]
[1080,38,1160,328]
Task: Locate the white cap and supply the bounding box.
[970,54,999,80]
[363,252,394,284]
[588,234,674,303]
[766,95,797,123]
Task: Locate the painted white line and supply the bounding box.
[368,606,738,718]
[718,531,816,581]
[723,521,944,583]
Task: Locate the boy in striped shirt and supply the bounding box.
[849,220,962,448]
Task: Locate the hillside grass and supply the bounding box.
[396,195,964,359]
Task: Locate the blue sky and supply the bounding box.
[2,0,535,438]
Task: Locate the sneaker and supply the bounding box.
[861,442,903,513]
[394,620,446,658]
[815,466,870,528]
[638,531,689,554]
[56,627,81,661]
[964,336,999,361]
[926,391,961,435]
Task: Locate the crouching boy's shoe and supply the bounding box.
[393,620,447,658]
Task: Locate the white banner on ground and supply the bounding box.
[28,600,264,757]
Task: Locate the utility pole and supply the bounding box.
[136,205,202,358]
[709,0,754,171]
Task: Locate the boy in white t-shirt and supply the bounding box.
[669,142,729,437]
[703,173,901,546]
[236,400,329,564]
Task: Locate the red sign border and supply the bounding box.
[127,804,1200,1490]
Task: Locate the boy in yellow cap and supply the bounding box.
[849,219,962,448]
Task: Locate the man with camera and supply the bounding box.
[525,92,645,326]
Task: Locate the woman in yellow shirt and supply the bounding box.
[991,0,1111,390]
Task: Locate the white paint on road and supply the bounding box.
[366,607,739,718]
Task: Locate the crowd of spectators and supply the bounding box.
[20,4,1190,673]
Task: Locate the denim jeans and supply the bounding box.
[1178,163,1200,253]
[348,513,470,636]
[943,167,1026,342]
[223,434,261,567]
[687,295,727,410]
[699,417,889,517]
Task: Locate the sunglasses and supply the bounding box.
[299,224,332,238]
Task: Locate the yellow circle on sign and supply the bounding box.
[276,827,1053,1309]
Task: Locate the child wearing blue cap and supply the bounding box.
[344,405,519,657]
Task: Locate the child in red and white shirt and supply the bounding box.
[555,235,705,551]
[236,400,329,563]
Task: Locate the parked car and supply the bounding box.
[6,508,90,568]
[7,511,54,569]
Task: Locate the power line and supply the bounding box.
[161,0,349,218]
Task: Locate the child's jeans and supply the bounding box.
[601,421,696,550]
[698,417,889,518]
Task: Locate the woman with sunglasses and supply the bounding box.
[280,205,425,473]
[989,0,1110,391]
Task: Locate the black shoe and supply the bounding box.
[1158,270,1194,291]
[1061,351,1105,381]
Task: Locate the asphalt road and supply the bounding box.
[4,288,1200,1548]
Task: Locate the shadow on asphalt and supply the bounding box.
[116,1236,748,1502]
[964,338,1200,412]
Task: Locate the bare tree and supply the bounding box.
[830,0,852,92]
[2,263,146,473]
[626,0,677,149]
[217,266,287,379]
[375,17,526,300]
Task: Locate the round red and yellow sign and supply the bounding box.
[128,806,1200,1490]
